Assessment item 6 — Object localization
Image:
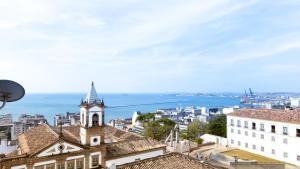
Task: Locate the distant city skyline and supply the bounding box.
[1,1,300,93]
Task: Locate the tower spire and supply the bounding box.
[85,81,100,104]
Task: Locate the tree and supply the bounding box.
[188,120,207,139]
[179,120,207,144]
[144,118,176,141]
[207,114,227,138]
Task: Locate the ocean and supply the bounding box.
[0,93,241,125]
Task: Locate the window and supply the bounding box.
[238,130,241,134]
[252,144,256,150]
[237,120,241,127]
[231,128,234,133]
[252,122,256,130]
[238,141,241,146]
[35,166,44,169]
[271,125,276,133]
[231,139,234,144]
[297,155,300,161]
[296,129,300,137]
[260,124,264,131]
[272,149,276,155]
[283,127,288,135]
[76,158,84,169]
[252,132,256,138]
[260,134,264,139]
[67,160,75,169]
[57,162,65,169]
[261,146,264,152]
[46,164,55,169]
[245,143,248,148]
[92,114,99,127]
[92,155,99,167]
[81,113,84,125]
[284,152,288,158]
[271,136,275,142]
[231,119,234,126]
[283,138,288,144]
[93,138,98,143]
[244,121,248,128]
[245,131,248,136]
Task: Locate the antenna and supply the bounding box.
[0,80,25,110]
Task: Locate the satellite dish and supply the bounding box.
[0,80,25,109]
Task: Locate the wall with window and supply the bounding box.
[227,115,300,166]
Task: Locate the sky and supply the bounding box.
[1,0,300,93]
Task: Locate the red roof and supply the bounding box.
[228,108,300,124]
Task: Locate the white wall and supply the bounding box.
[0,138,17,154]
[291,98,300,108]
[106,149,164,167]
[200,134,227,146]
[37,142,82,157]
[227,115,300,166]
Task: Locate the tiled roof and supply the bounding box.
[16,124,149,157]
[117,153,226,169]
[61,125,142,143]
[18,124,59,155]
[105,126,142,142]
[228,108,300,124]
[106,138,166,158]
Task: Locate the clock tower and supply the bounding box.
[80,82,105,146]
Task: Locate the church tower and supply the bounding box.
[80,82,105,146]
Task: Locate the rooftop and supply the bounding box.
[10,123,163,159]
[228,108,300,124]
[117,152,226,169]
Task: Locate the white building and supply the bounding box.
[291,98,300,108]
[227,108,300,166]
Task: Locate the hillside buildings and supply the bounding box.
[13,114,47,138]
[54,112,80,126]
[227,108,300,166]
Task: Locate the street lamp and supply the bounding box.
[0,80,25,110]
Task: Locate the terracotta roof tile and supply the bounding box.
[228,108,300,124]
[106,138,165,158]
[117,153,226,169]
[18,124,58,155]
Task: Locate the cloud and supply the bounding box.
[1,0,300,92]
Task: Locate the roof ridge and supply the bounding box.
[62,128,80,142]
[43,123,59,138]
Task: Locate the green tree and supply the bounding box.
[179,120,207,144]
[188,120,207,139]
[207,115,227,137]
[144,118,176,141]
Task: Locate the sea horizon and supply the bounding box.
[1,93,242,125]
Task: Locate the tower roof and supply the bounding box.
[84,82,100,104]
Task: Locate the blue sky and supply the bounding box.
[1,0,300,93]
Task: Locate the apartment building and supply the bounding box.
[227,108,300,166]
